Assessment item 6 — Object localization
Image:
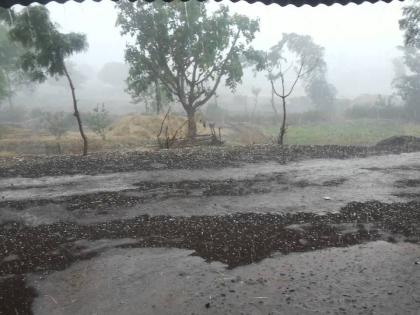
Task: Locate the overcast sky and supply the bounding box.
[30,0,407,98]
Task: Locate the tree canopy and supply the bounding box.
[116,0,259,138]
[7,6,87,82]
[400,0,420,49]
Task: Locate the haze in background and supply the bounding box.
[34,0,405,99]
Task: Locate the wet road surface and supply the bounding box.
[1,150,420,314]
[1,152,420,224]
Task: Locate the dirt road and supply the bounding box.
[1,147,419,314]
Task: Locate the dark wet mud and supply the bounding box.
[0,173,348,212]
[1,143,419,178]
[0,275,37,315]
[2,145,420,314]
[1,200,419,314]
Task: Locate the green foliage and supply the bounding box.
[400,0,420,49]
[247,33,327,97]
[46,62,87,88]
[278,120,420,145]
[247,33,327,144]
[7,6,88,83]
[268,33,325,81]
[248,33,330,94]
[259,117,420,145]
[116,0,259,136]
[7,5,89,155]
[88,104,111,140]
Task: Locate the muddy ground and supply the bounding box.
[1,144,420,314]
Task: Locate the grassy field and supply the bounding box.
[2,117,420,155]
[263,119,420,145]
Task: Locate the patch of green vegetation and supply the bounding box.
[262,119,420,145]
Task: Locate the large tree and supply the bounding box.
[6,6,89,155]
[116,0,259,139]
[249,33,326,144]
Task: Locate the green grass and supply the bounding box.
[262,119,420,145]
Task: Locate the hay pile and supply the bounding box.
[107,114,208,141]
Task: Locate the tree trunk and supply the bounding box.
[278,96,287,145]
[154,79,162,114]
[187,109,197,140]
[63,64,88,156]
[271,86,278,121]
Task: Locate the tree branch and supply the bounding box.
[193,30,241,108]
[284,62,304,98]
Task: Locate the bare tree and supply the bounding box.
[248,33,326,144]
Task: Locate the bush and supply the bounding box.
[87,103,111,140]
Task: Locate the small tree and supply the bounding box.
[6,6,89,155]
[88,103,111,140]
[116,0,259,139]
[44,111,67,153]
[249,33,326,144]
